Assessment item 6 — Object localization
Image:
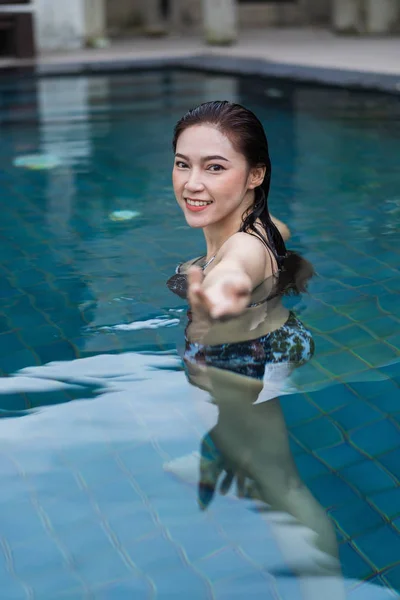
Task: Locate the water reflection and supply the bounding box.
[167,262,349,596]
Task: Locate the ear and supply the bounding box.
[248,165,266,190]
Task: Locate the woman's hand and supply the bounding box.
[187,266,252,320]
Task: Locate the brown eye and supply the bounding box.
[208,164,224,172]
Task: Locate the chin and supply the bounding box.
[185,218,207,229]
[184,213,213,229]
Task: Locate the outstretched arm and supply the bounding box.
[188,232,270,320]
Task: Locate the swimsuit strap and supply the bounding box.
[202,255,216,271]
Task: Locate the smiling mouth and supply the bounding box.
[185,199,213,207]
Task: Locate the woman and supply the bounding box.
[167,101,340,567]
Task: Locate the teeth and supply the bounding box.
[186,199,212,207]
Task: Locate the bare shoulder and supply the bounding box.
[220,232,266,256]
[217,232,274,283]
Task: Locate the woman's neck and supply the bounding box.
[203,222,239,260]
[203,192,254,259]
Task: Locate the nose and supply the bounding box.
[184,168,205,193]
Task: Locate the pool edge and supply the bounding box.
[1,54,400,96]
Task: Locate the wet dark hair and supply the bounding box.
[173,100,314,295]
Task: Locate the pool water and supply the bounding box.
[0,70,399,599]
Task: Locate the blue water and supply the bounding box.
[0,70,399,599]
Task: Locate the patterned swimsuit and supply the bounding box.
[167,258,314,382]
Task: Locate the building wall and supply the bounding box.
[239,2,303,27]
[105,0,331,33]
[34,0,85,50]
[106,0,144,33]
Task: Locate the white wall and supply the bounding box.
[333,0,400,33]
[34,0,85,51]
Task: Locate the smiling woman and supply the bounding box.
[167,101,342,575]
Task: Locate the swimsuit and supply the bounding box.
[166,256,314,383]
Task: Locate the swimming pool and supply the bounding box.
[0,70,399,599]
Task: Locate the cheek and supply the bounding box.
[216,171,247,197]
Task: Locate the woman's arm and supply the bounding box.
[188,233,270,319]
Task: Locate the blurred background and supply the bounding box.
[0,0,399,60]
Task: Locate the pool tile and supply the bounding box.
[167,521,227,562]
[280,393,321,426]
[393,516,400,533]
[0,498,48,545]
[288,437,306,456]
[295,453,330,480]
[308,473,359,508]
[327,325,376,348]
[339,298,382,321]
[316,443,365,469]
[0,331,25,357]
[19,324,61,347]
[370,488,400,520]
[213,572,275,599]
[354,526,400,571]
[150,568,214,599]
[378,448,400,481]
[0,314,11,334]
[379,294,400,319]
[107,509,161,547]
[312,333,340,354]
[367,388,400,415]
[331,399,383,431]
[384,278,400,294]
[291,416,343,450]
[349,379,399,401]
[291,362,330,388]
[340,542,374,580]
[13,268,47,287]
[10,537,80,591]
[340,461,396,495]
[348,577,399,599]
[307,384,358,412]
[353,343,399,367]
[0,278,20,299]
[338,276,375,288]
[350,420,400,456]
[307,313,353,333]
[34,340,78,364]
[0,392,28,412]
[365,317,400,340]
[316,351,369,377]
[382,565,400,595]
[195,546,255,582]
[387,333,400,352]
[125,533,189,576]
[90,578,154,600]
[330,498,385,537]
[313,289,363,307]
[0,348,39,375]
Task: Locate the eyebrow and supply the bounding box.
[175,153,230,163]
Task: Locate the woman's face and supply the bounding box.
[173,125,256,229]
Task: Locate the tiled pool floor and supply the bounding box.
[0,70,399,598]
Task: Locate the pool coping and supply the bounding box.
[2,53,400,95]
